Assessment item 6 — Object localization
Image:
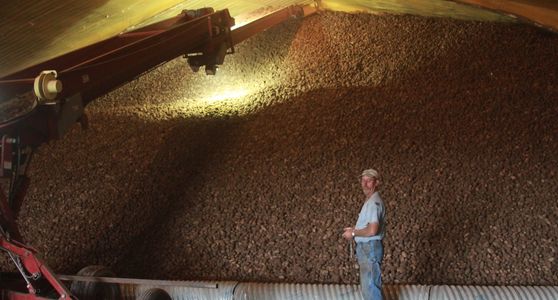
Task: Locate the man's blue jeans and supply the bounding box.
[356,240,384,300]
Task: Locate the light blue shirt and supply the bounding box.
[355,191,385,242]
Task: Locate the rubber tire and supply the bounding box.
[138,288,172,300]
[70,265,121,300]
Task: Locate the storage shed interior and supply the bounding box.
[0,0,556,286]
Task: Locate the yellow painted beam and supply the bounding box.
[454,0,558,31]
[320,0,514,21]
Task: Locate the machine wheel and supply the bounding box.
[138,288,172,300]
[70,265,121,300]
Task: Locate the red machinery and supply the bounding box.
[0,5,315,300]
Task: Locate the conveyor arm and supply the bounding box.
[0,8,235,148]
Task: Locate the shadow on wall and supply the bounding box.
[109,115,246,278]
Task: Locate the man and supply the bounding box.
[343,168,386,300]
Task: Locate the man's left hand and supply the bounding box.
[342,227,354,240]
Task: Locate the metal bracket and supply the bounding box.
[33,71,63,103]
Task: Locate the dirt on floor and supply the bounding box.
[3,11,557,285]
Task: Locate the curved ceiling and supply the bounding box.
[0,0,555,78]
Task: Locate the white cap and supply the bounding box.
[361,168,379,179]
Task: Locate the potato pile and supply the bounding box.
[6,11,558,285]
